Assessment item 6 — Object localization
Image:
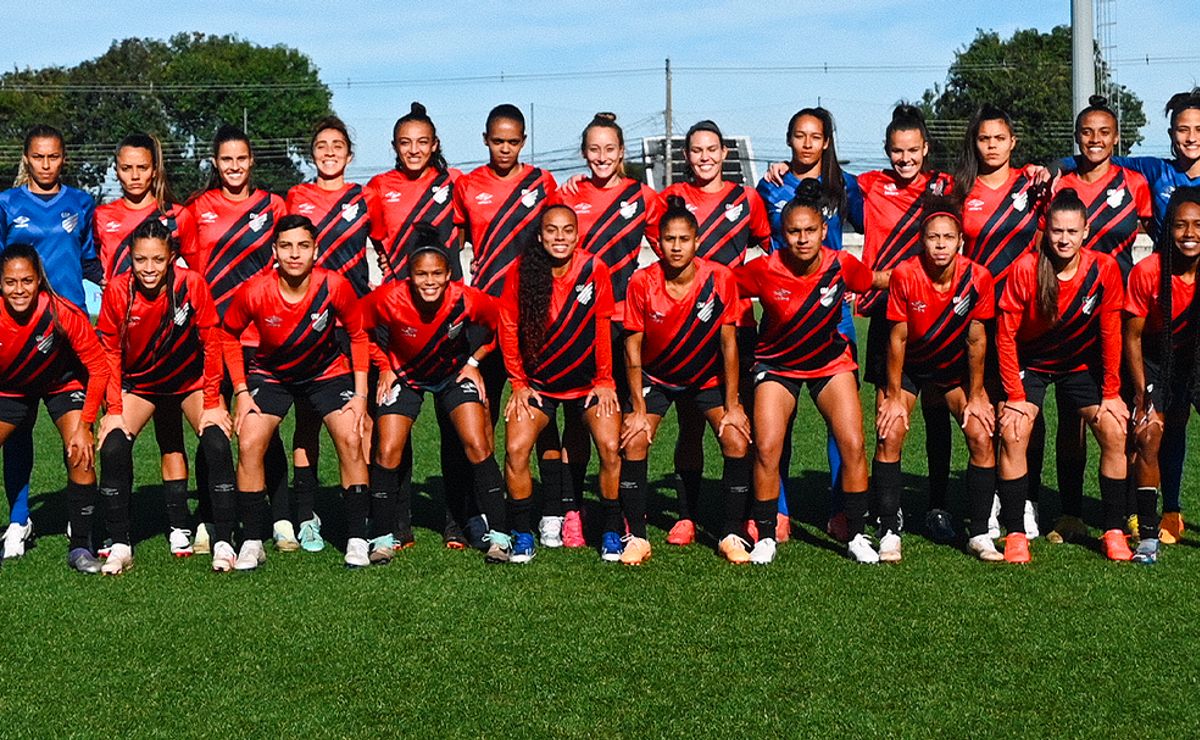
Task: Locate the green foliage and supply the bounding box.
[920,26,1147,170]
[0,34,333,197]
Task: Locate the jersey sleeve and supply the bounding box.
[95,281,126,395]
[187,274,224,410]
[715,265,741,325]
[885,265,910,323]
[1124,258,1156,317]
[79,195,101,286]
[839,251,875,294]
[180,202,202,270]
[220,285,253,387]
[465,286,500,333]
[591,260,615,388]
[362,179,387,242]
[1127,170,1154,219]
[642,185,663,252]
[498,268,528,388]
[330,275,369,374]
[1100,259,1124,399]
[843,172,865,233]
[57,300,115,422]
[623,270,647,333]
[592,260,615,321]
[1112,156,1164,184]
[733,258,767,299]
[973,268,996,321]
[452,176,470,228]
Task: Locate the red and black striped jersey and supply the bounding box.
[857,169,954,315]
[1054,166,1152,279]
[286,182,371,297]
[886,254,994,380]
[961,166,1043,297]
[0,292,112,422]
[1124,253,1197,360]
[184,189,288,320]
[551,177,661,322]
[499,250,614,399]
[364,167,459,281]
[997,249,1123,402]
[362,280,498,392]
[454,164,557,297]
[222,268,368,387]
[736,249,873,379]
[624,258,738,391]
[94,200,197,282]
[97,268,222,409]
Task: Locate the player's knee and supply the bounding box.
[1136,423,1163,457]
[595,436,620,466]
[100,430,132,463]
[462,436,493,465]
[720,433,748,459]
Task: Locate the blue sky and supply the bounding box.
[5,1,1197,182]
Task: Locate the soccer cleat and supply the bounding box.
[925,509,956,544]
[619,535,652,565]
[667,518,696,546]
[987,495,1001,540]
[509,532,536,564]
[847,533,880,564]
[233,540,266,571]
[344,537,370,568]
[483,530,512,564]
[1159,512,1184,545]
[67,547,102,575]
[298,515,325,553]
[1101,529,1133,562]
[97,539,113,559]
[1127,514,1140,541]
[273,520,300,552]
[775,513,791,543]
[825,511,849,543]
[878,531,902,563]
[369,535,395,565]
[1047,515,1088,545]
[3,520,33,559]
[538,516,565,548]
[193,522,213,555]
[750,537,777,565]
[717,534,752,564]
[101,543,133,575]
[968,534,1004,562]
[211,541,237,573]
[562,510,586,548]
[1132,538,1159,565]
[393,527,415,551]
[465,515,489,551]
[1023,500,1040,539]
[1004,532,1031,564]
[443,519,468,550]
[169,528,194,558]
[600,531,624,562]
[745,519,758,542]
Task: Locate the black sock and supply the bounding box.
[922,404,952,510]
[566,458,586,513]
[872,459,903,534]
[438,412,471,526]
[997,476,1026,534]
[194,441,212,523]
[843,490,869,536]
[966,464,996,537]
[1099,475,1127,532]
[1136,487,1160,541]
[1025,416,1045,503]
[397,441,414,531]
[539,458,564,518]
[163,479,190,532]
[266,432,290,524]
[200,427,236,544]
[238,490,269,542]
[678,469,702,521]
[721,455,751,538]
[344,484,369,540]
[67,480,97,551]
[601,496,622,534]
[471,459,507,533]
[750,497,776,543]
[508,496,533,535]
[370,464,399,540]
[293,465,318,524]
[619,458,648,539]
[98,433,133,545]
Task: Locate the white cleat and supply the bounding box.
[968,534,1004,562]
[233,540,266,571]
[848,533,880,564]
[987,495,1001,539]
[1024,500,1040,539]
[169,528,194,558]
[344,537,370,568]
[878,531,902,563]
[3,520,33,559]
[538,516,564,548]
[101,543,134,575]
[211,541,236,572]
[749,537,777,565]
[193,522,213,555]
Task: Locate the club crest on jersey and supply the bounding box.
[819,286,839,307]
[911,300,927,314]
[431,185,449,204]
[1082,294,1099,315]
[575,282,594,305]
[619,200,639,220]
[447,320,463,339]
[724,203,744,222]
[297,203,316,216]
[173,303,192,326]
[36,332,54,353]
[772,288,792,302]
[265,316,283,328]
[474,193,493,205]
[520,189,539,209]
[310,309,330,332]
[773,199,789,213]
[696,297,715,322]
[385,190,403,203]
[1106,188,1125,208]
[929,179,948,197]
[341,202,360,222]
[104,220,122,233]
[1012,191,1028,212]
[248,212,269,233]
[200,211,218,224]
[61,213,79,233]
[952,295,971,316]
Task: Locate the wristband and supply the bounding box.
[353,392,367,400]
[467,357,481,368]
[235,388,250,396]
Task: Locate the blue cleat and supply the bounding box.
[510,531,536,564]
[600,531,624,562]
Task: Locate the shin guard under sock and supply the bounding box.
[1099,475,1127,532]
[199,427,237,544]
[1136,487,1160,541]
[238,490,269,542]
[721,455,751,538]
[997,476,1027,535]
[292,465,318,524]
[98,433,133,545]
[677,469,702,521]
[343,484,369,540]
[471,459,507,533]
[966,464,997,537]
[872,459,903,534]
[843,491,869,537]
[619,458,648,539]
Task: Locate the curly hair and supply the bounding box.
[1154,186,1200,409]
[517,205,574,372]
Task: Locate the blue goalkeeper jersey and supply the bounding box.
[0,184,98,311]
[757,170,863,253]
[1060,155,1200,239]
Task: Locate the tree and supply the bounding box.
[918,26,1146,170]
[0,34,333,196]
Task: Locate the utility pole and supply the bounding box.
[1071,0,1095,118]
[664,58,673,187]
[530,102,536,165]
[243,107,248,135]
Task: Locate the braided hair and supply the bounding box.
[1154,186,1200,409]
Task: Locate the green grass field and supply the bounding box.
[3,320,1200,736]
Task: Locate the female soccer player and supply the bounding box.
[874,203,1001,562]
[620,196,748,565]
[499,205,621,563]
[363,226,511,563]
[185,125,290,554]
[660,119,770,546]
[995,189,1128,564]
[736,180,885,564]
[0,244,110,573]
[1123,186,1200,563]
[95,220,236,574]
[222,215,370,571]
[0,125,99,560]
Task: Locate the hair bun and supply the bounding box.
[794,178,824,201]
[665,195,687,211]
[410,101,427,117]
[892,103,922,122]
[593,112,617,123]
[1088,94,1109,108]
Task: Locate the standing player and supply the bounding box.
[660,119,770,546]
[619,196,748,565]
[222,215,370,571]
[499,206,621,563]
[94,220,236,574]
[874,204,1001,562]
[736,180,885,564]
[0,125,99,560]
[0,244,111,573]
[994,190,1128,564]
[1123,187,1200,563]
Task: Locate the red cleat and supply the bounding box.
[1004,532,1031,564]
[667,519,695,546]
[1102,529,1134,561]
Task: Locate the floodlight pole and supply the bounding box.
[664,58,673,187]
[1072,0,1095,118]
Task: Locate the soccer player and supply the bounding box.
[0,244,111,573]
[362,226,512,563]
[94,219,235,574]
[995,189,1128,564]
[0,125,99,560]
[660,119,770,547]
[1123,186,1200,563]
[619,196,748,566]
[736,180,886,564]
[874,203,1001,562]
[221,215,370,571]
[499,205,621,563]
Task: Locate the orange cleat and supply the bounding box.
[1004,532,1031,564]
[1102,529,1134,561]
[717,534,752,564]
[1159,512,1184,545]
[619,536,652,565]
[667,519,695,546]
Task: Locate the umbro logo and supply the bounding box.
[965,198,985,212]
[297,203,316,215]
[575,202,593,215]
[13,216,30,228]
[265,315,283,327]
[772,288,791,302]
[385,191,403,203]
[200,211,218,224]
[475,193,493,205]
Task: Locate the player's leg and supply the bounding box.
[1158,408,1188,543]
[97,393,157,574]
[288,399,322,551]
[1047,389,1088,544]
[617,406,663,566]
[703,397,751,557]
[1131,403,1166,564]
[1080,397,1131,562]
[151,394,194,556]
[445,389,511,563]
[920,391,954,541]
[321,391,371,568]
[942,387,1002,561]
[581,400,623,561]
[873,387,917,563]
[816,373,874,564]
[747,378,799,565]
[2,417,35,559]
[53,406,101,574]
[504,401,553,564]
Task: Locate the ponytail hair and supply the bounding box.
[1165,88,1200,160]
[393,102,448,173]
[0,242,62,334]
[786,107,847,217]
[1075,94,1119,132]
[580,112,625,178]
[407,222,451,270]
[124,218,182,357]
[1036,189,1088,320]
[954,104,1014,201]
[886,104,930,146]
[14,124,66,188]
[659,194,697,234]
[781,177,828,224]
[1154,186,1200,409]
[116,132,176,208]
[201,124,254,195]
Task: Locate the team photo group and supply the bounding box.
[2,86,1199,575]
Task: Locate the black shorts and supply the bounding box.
[611,320,629,401]
[249,374,354,419]
[863,313,890,388]
[1128,357,1200,413]
[736,325,758,374]
[529,393,599,419]
[751,365,839,402]
[625,382,724,417]
[378,377,484,420]
[900,367,964,397]
[1020,369,1102,411]
[0,389,86,427]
